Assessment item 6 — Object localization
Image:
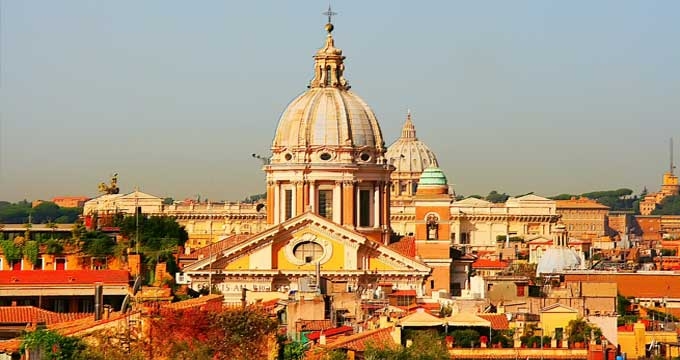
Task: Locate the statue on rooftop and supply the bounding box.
[98,173,120,195]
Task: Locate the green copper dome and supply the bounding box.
[419,166,448,186]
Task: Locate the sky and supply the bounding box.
[1,1,679,203]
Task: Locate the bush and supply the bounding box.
[451,329,480,348]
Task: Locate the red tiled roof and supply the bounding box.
[0,306,91,325]
[0,270,130,285]
[0,339,21,354]
[326,326,396,352]
[388,236,416,258]
[472,259,509,269]
[390,290,417,297]
[477,314,510,330]
[296,319,333,332]
[162,294,224,311]
[307,325,353,340]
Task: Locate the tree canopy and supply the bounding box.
[652,195,680,215]
[0,201,81,224]
[485,190,509,203]
[549,188,638,211]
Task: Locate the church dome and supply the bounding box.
[271,24,385,164]
[536,247,582,275]
[419,166,448,186]
[385,112,439,174]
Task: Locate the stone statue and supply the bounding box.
[427,214,439,240]
[98,173,120,195]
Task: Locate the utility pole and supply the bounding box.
[208,220,213,294]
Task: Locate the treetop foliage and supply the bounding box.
[0,201,80,224]
[652,195,680,215]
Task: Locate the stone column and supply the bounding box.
[309,181,316,213]
[273,181,280,224]
[291,182,297,218]
[333,181,342,224]
[373,183,380,228]
[266,180,275,224]
[342,180,354,226]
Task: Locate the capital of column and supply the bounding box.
[342,180,356,186]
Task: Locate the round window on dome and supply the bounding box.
[320,153,332,161]
[284,153,293,161]
[359,153,371,162]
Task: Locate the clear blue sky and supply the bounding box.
[1,1,679,202]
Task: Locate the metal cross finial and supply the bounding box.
[323,4,337,24]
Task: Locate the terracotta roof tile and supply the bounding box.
[0,339,21,354]
[0,270,130,285]
[477,314,510,330]
[162,294,224,311]
[0,306,91,325]
[326,326,396,352]
[296,319,333,332]
[390,290,417,297]
[472,259,509,269]
[387,236,416,258]
[556,198,609,210]
[307,326,353,340]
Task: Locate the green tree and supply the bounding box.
[163,197,175,205]
[485,190,509,203]
[652,195,680,215]
[20,329,86,360]
[81,232,117,257]
[31,202,61,223]
[282,340,306,360]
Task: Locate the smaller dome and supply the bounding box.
[536,247,582,276]
[419,166,448,186]
[385,112,439,174]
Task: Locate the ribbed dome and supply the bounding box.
[419,166,448,186]
[536,247,582,275]
[385,112,439,174]
[273,88,383,149]
[270,26,385,164]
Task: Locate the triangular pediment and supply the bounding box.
[182,212,430,273]
[541,303,578,313]
[454,197,492,207]
[119,190,162,200]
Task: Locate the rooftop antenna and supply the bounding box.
[671,138,676,175]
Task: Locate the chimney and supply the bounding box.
[94,283,104,321]
[319,332,326,345]
[103,305,112,320]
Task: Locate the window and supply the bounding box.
[11,260,21,271]
[516,285,525,297]
[460,233,469,244]
[359,189,371,227]
[33,258,43,270]
[55,258,66,270]
[293,241,324,264]
[400,182,407,193]
[430,280,435,289]
[326,66,332,86]
[284,189,293,220]
[318,190,333,219]
[412,182,418,194]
